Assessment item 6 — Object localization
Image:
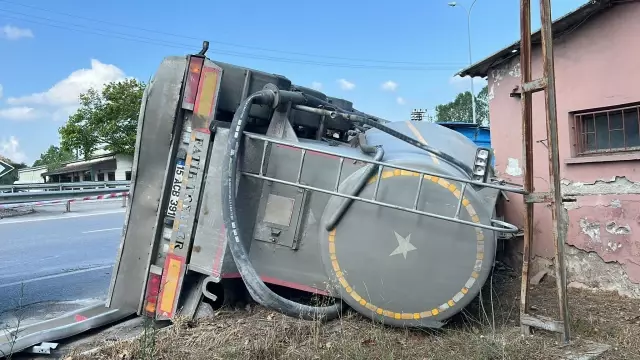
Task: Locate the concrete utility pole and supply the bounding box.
[448,0,478,124]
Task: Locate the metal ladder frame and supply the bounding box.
[242,132,525,234]
[518,0,571,344]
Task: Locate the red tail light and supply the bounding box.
[144,272,162,317]
[182,56,204,111]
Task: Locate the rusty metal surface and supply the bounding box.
[519,0,535,337]
[539,0,571,343]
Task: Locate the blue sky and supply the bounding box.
[0,0,588,164]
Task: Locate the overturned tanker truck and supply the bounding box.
[106,42,525,329]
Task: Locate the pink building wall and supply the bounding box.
[487,3,640,295]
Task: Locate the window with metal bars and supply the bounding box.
[573,103,640,155]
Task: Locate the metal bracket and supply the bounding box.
[27,342,59,354]
[524,192,577,204]
[202,276,219,302]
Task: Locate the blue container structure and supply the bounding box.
[437,122,494,166]
[436,122,491,148]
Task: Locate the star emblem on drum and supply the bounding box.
[389,231,417,259]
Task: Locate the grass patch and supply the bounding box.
[63,269,640,360]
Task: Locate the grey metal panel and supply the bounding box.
[244,140,365,291]
[253,183,305,249]
[107,56,187,312]
[190,128,230,280]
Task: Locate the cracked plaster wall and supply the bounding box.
[486,3,640,294]
[561,178,640,296]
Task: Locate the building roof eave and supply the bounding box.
[456,0,615,78]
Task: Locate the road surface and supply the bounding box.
[0,202,125,326]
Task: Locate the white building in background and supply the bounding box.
[15,166,47,184]
[16,153,133,184]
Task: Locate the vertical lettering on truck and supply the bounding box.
[156,58,223,320]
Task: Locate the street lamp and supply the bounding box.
[449,0,478,125]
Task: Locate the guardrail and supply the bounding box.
[0,186,130,206]
[0,181,130,193]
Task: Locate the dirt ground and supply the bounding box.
[0,206,35,219]
[63,265,640,360]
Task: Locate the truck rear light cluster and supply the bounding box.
[182,56,205,111]
[472,147,491,182]
[143,272,162,317]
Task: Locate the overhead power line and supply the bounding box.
[0,0,465,71]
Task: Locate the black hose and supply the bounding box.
[325,134,384,231]
[357,133,378,155]
[295,97,474,176]
[221,89,342,321]
[343,114,473,175]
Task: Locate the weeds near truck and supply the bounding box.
[63,268,640,360]
[137,316,160,360]
[0,283,27,360]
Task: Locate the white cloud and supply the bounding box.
[4,59,127,125]
[337,79,355,91]
[1,25,34,40]
[52,105,81,122]
[396,97,406,105]
[381,80,398,92]
[8,59,126,107]
[0,106,39,121]
[311,81,322,91]
[0,136,27,163]
[449,75,487,93]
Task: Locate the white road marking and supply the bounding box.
[0,265,113,289]
[83,227,122,234]
[0,209,125,225]
[389,231,417,259]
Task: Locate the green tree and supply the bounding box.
[32,145,77,171]
[59,79,145,160]
[435,85,490,125]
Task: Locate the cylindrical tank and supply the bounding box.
[318,121,496,327]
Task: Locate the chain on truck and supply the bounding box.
[104,41,526,327]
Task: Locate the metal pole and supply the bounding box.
[450,1,478,124]
[466,0,477,124]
